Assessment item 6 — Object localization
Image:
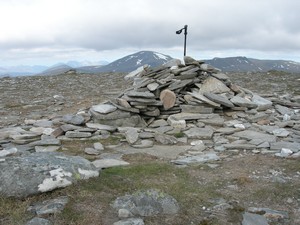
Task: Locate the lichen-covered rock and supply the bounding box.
[0,152,99,198]
[112,189,179,216]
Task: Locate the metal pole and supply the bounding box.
[183,25,188,56]
[176,25,188,57]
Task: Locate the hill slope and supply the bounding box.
[80,51,173,73]
[205,57,300,73]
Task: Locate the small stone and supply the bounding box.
[118,208,133,218]
[113,218,144,225]
[92,159,130,169]
[26,217,52,225]
[184,127,214,139]
[93,142,104,151]
[27,196,69,215]
[132,140,154,148]
[91,103,117,114]
[84,148,100,155]
[65,131,92,138]
[35,146,60,152]
[242,212,268,225]
[125,128,139,145]
[62,114,85,125]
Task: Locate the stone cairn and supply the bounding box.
[89,56,273,128]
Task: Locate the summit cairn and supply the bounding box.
[89,56,272,127]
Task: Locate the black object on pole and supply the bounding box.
[176,25,188,56]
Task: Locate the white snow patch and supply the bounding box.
[38,168,72,192]
[136,59,142,65]
[78,168,99,179]
[154,52,169,61]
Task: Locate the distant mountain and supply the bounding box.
[0,65,48,76]
[66,60,109,68]
[38,64,73,76]
[205,56,300,73]
[90,51,173,73]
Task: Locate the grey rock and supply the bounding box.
[29,138,61,147]
[148,119,168,128]
[125,128,139,145]
[32,119,53,128]
[230,96,257,108]
[272,128,289,137]
[184,56,200,66]
[118,208,133,218]
[60,124,81,132]
[147,82,159,91]
[184,127,214,139]
[91,103,117,114]
[112,189,179,216]
[0,152,99,198]
[233,130,276,143]
[248,207,289,220]
[92,159,129,169]
[270,141,300,152]
[114,218,144,225]
[172,152,220,165]
[126,90,155,98]
[154,133,178,145]
[252,94,272,110]
[84,148,100,155]
[242,212,268,225]
[275,104,292,115]
[94,142,104,151]
[0,147,17,157]
[26,217,52,225]
[211,72,229,81]
[198,116,224,126]
[27,196,69,215]
[199,77,231,94]
[62,114,85,125]
[204,92,235,108]
[223,143,257,150]
[86,122,117,132]
[65,131,92,138]
[180,104,214,114]
[247,112,269,123]
[187,92,221,108]
[132,140,154,148]
[35,146,60,152]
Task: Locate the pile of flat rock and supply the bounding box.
[1,56,300,199]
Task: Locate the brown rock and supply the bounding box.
[160,89,176,110]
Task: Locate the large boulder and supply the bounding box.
[0,152,99,198]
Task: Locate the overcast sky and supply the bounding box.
[1,0,300,66]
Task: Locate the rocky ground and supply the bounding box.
[0,65,300,225]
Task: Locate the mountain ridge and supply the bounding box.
[1,51,300,77]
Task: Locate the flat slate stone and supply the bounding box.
[126,90,155,98]
[27,196,69,215]
[199,77,231,94]
[62,114,85,125]
[187,92,221,108]
[230,96,257,108]
[171,152,220,165]
[184,127,214,139]
[91,103,117,114]
[252,94,272,110]
[270,141,300,152]
[86,123,117,132]
[242,212,268,225]
[92,159,130,169]
[26,217,52,225]
[233,130,276,143]
[65,131,92,138]
[204,92,235,108]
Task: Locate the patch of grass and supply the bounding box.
[173,131,185,138]
[0,196,31,225]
